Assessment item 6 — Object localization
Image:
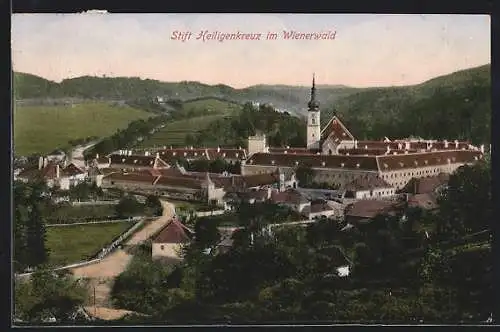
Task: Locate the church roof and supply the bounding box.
[320,116,355,142]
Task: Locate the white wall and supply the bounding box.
[152,243,184,260]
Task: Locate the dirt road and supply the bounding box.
[71,200,175,320]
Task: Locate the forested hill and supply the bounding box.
[14,64,491,144]
[13,73,363,116]
[321,64,491,144]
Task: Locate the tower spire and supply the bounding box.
[308,73,319,110]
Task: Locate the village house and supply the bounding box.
[343,176,395,200]
[108,151,170,171]
[344,199,402,225]
[152,218,194,262]
[17,157,87,190]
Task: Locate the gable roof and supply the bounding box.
[270,188,309,205]
[246,152,379,171]
[345,199,399,219]
[407,193,439,210]
[109,154,168,168]
[376,150,482,172]
[61,163,85,177]
[401,173,449,194]
[321,116,355,141]
[153,219,193,244]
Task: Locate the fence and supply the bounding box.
[46,217,155,227]
[16,217,150,279]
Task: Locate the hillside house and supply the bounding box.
[343,176,395,200]
[152,218,194,262]
[344,199,401,225]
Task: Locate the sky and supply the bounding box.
[11,14,491,88]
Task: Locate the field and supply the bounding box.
[138,99,241,148]
[44,204,118,224]
[46,221,134,266]
[14,102,153,156]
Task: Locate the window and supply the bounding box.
[160,245,165,250]
[311,117,316,125]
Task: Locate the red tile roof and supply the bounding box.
[345,199,399,219]
[154,176,204,190]
[345,176,392,191]
[338,148,419,156]
[246,152,379,171]
[61,163,85,177]
[310,202,334,214]
[321,116,355,141]
[407,193,438,210]
[157,148,209,161]
[153,219,193,244]
[401,173,449,194]
[109,154,168,168]
[270,188,309,205]
[377,150,481,172]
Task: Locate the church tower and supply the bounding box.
[307,74,321,150]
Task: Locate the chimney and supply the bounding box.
[354,140,358,149]
[454,140,459,149]
[480,144,485,154]
[444,140,449,148]
[217,146,220,153]
[56,164,60,178]
[43,158,48,168]
[405,141,410,150]
[386,145,390,154]
[38,156,44,170]
[267,187,272,200]
[96,153,99,159]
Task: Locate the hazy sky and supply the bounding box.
[11,14,490,88]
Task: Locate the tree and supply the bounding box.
[14,181,50,271]
[295,164,315,187]
[15,269,89,323]
[437,163,491,238]
[115,195,143,218]
[193,217,221,250]
[145,195,163,216]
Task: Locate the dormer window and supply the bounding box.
[150,161,154,165]
[284,151,288,154]
[342,133,346,136]
[134,159,138,163]
[341,163,345,168]
[249,160,254,164]
[184,152,187,156]
[321,161,326,167]
[399,162,404,167]
[271,160,275,165]
[173,152,176,156]
[223,153,226,157]
[122,158,126,163]
[424,160,428,165]
[365,145,368,149]
[235,153,239,157]
[393,152,397,155]
[474,156,478,160]
[452,157,456,162]
[383,163,388,168]
[414,160,418,166]
[356,163,360,168]
[447,158,451,164]
[194,152,198,156]
[295,161,299,166]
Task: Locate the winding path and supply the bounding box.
[71,200,175,320]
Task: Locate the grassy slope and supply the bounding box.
[46,221,133,266]
[138,98,242,148]
[14,102,153,156]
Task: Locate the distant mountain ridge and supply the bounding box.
[13,72,366,115]
[13,64,491,144]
